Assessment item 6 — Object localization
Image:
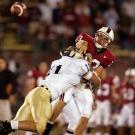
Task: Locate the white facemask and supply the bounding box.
[95,42,104,49]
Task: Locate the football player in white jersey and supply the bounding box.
[0,40,96,135]
[43,48,101,135]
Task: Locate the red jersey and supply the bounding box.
[27,69,47,86]
[120,82,135,104]
[76,32,115,68]
[28,69,43,79]
[96,77,113,101]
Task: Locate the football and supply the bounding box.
[10,2,27,16]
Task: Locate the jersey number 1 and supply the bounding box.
[55,65,62,74]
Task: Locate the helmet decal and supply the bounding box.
[95,27,114,49]
[106,28,111,33]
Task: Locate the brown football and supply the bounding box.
[10,2,27,16]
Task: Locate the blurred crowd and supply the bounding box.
[0,0,135,52]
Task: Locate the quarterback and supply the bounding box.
[43,27,116,135]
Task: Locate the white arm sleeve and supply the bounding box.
[83,71,93,80]
[81,61,90,75]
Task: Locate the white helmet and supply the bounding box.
[95,27,114,49]
[125,68,135,83]
[98,27,114,41]
[130,68,135,76]
[125,68,131,76]
[125,68,135,76]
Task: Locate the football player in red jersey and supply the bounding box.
[43,27,115,135]
[117,68,135,135]
[75,27,115,75]
[92,75,117,135]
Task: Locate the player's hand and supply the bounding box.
[75,40,88,54]
[85,53,93,65]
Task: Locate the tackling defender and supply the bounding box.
[43,27,116,135]
[0,40,97,135]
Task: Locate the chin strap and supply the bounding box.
[95,42,104,49]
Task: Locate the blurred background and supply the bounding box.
[0,0,135,135]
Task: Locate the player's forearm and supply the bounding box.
[74,117,89,135]
[91,72,101,87]
[94,66,104,77]
[18,121,37,133]
[83,70,101,89]
[90,66,103,89]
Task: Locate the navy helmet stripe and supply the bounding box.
[106,28,111,33]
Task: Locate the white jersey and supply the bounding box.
[44,56,90,100]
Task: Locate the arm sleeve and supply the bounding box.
[101,59,114,68]
[101,52,115,68]
[83,71,93,80]
[75,33,84,42]
[75,32,92,43]
[81,61,90,75]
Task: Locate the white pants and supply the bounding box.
[62,97,81,131]
[52,88,94,132]
[117,103,135,127]
[61,88,94,132]
[92,100,111,126]
[0,99,12,120]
